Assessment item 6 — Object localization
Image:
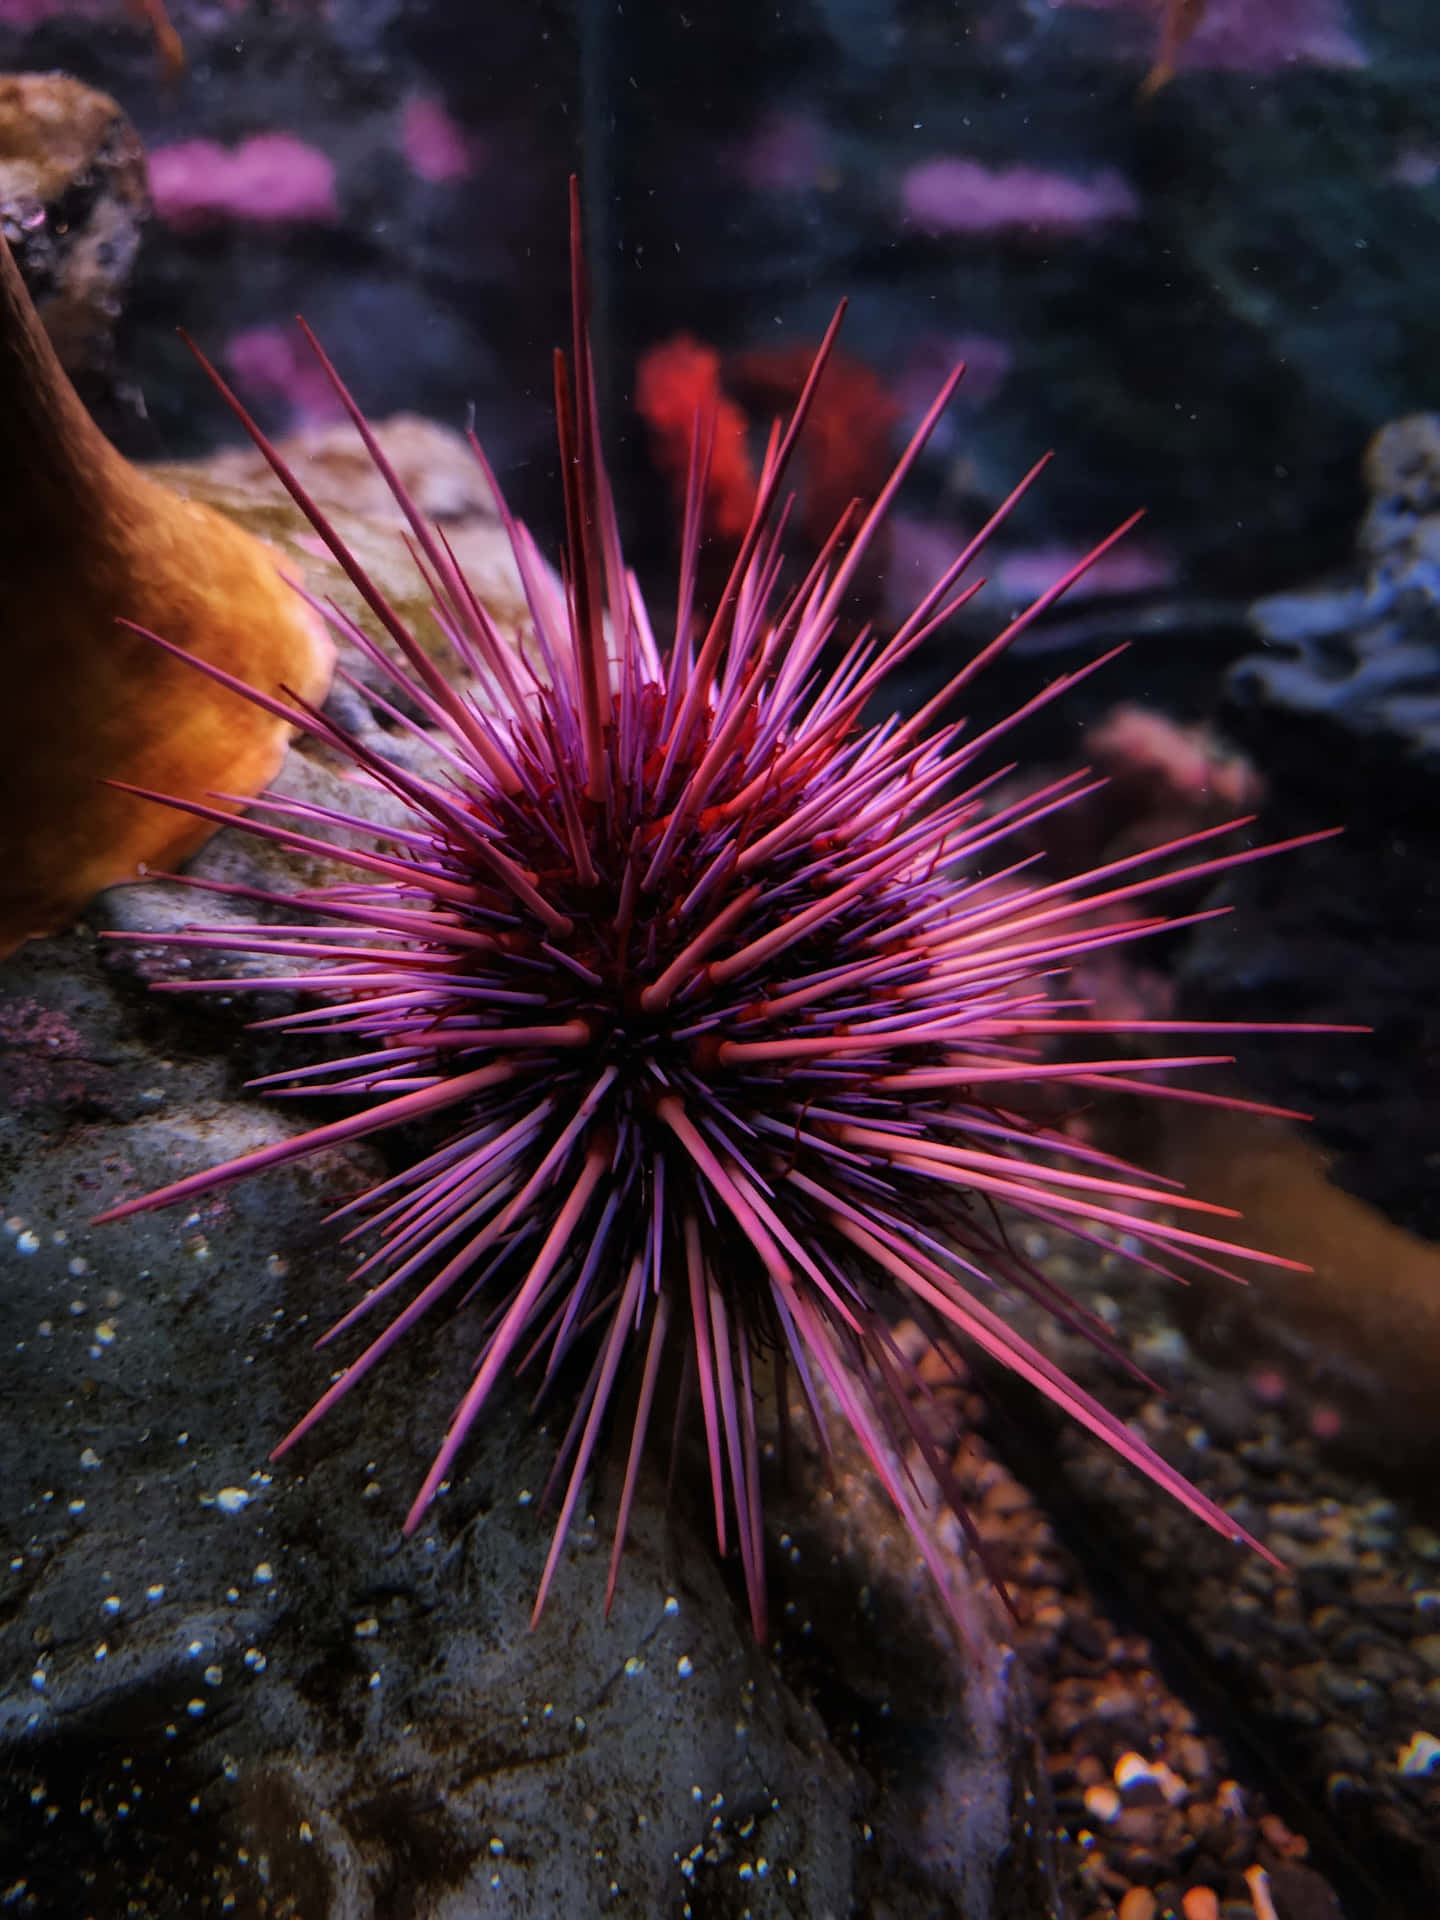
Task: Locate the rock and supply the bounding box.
[0,407,1047,1914]
[0,72,148,400]
[0,916,1046,1915]
[1231,415,1440,768]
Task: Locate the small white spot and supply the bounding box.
[186,1699,206,1718]
[80,1448,102,1471]
[15,1231,40,1255]
[354,1618,379,1639]
[253,1562,274,1584]
[215,1487,250,1514]
[102,1595,121,1616]
[243,1649,267,1673]
[676,1655,694,1678]
[1399,1731,1440,1776]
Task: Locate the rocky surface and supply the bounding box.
[0,70,148,412]
[0,423,1046,1918]
[972,1213,1440,1920]
[0,919,1047,1920]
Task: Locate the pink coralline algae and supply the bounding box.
[729,110,831,195]
[892,334,1013,421]
[0,998,107,1112]
[887,526,1177,630]
[400,94,483,186]
[996,542,1177,605]
[0,0,111,21]
[900,157,1140,238]
[148,133,340,231]
[223,326,348,428]
[1054,0,1366,77]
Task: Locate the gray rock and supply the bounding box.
[1233,414,1440,763]
[0,918,1046,1916]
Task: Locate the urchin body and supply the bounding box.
[97,186,1329,1640]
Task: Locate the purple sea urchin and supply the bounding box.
[97,185,1333,1640]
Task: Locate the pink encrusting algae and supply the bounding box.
[95,183,1344,1642]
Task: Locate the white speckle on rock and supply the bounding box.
[1399,1730,1440,1775]
[215,1487,250,1514]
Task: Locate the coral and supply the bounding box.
[400,93,483,185]
[147,132,339,232]
[899,157,1139,238]
[223,323,350,428]
[1056,0,1366,85]
[638,332,903,573]
[731,341,902,552]
[0,231,333,955]
[635,333,758,544]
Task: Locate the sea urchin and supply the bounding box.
[97,184,1330,1641]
